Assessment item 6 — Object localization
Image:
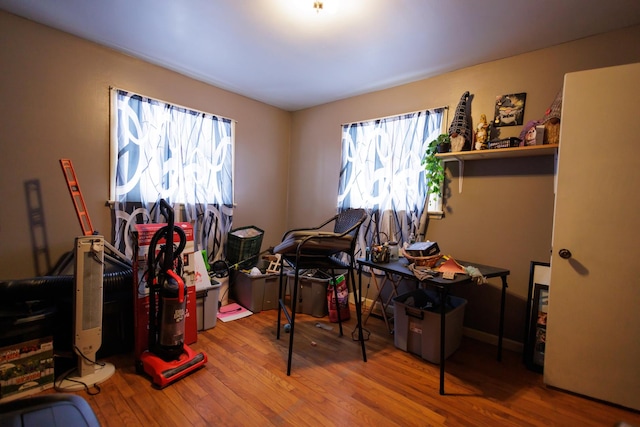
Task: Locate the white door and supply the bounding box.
[544,62,640,411]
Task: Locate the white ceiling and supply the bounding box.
[2,0,640,111]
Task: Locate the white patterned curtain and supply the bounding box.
[110,88,234,261]
[338,108,444,252]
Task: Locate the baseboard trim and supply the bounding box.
[463,327,523,353]
[356,295,523,354]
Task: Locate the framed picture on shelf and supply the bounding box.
[524,261,550,372]
[493,92,527,127]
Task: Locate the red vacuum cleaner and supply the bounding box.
[139,199,207,388]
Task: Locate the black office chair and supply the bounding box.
[273,208,368,375]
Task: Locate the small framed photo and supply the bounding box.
[493,93,527,127]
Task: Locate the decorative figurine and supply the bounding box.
[474,114,489,150]
[540,90,562,145]
[448,91,472,152]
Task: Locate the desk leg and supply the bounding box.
[498,275,508,362]
[362,269,376,325]
[362,272,394,334]
[286,269,300,376]
[354,264,367,362]
[439,287,446,395]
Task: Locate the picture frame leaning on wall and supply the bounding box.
[524,261,550,373]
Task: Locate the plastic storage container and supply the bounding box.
[232,269,279,312]
[287,271,331,318]
[196,281,222,331]
[393,289,467,364]
[226,226,264,270]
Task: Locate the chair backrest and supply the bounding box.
[333,208,367,238]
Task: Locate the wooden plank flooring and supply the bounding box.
[52,306,640,426]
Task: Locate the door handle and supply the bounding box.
[559,248,572,259]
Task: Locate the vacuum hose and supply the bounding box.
[146,200,188,361]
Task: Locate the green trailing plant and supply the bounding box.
[422,134,449,196]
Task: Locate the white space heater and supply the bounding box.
[56,235,115,390]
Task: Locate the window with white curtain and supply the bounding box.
[109,88,234,260]
[338,108,445,249]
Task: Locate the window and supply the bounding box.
[110,88,234,260]
[338,108,444,249]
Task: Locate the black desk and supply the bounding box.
[357,257,509,395]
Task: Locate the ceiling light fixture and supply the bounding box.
[313,1,324,13]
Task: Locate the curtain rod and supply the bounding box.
[341,105,448,126]
[110,86,237,124]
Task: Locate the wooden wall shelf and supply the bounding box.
[435,144,559,162]
[435,144,559,193]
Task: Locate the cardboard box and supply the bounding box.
[132,222,197,361]
[232,270,279,312]
[405,241,440,257]
[0,337,54,402]
[216,275,229,306]
[185,249,215,334]
[393,289,466,364]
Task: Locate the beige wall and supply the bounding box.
[288,25,640,343]
[2,8,639,344]
[0,11,291,279]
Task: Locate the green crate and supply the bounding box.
[226,226,264,270]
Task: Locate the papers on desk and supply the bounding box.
[406,256,466,280]
[406,255,488,283]
[436,258,466,274]
[437,257,488,284]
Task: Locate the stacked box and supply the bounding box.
[232,269,279,312]
[287,271,331,318]
[187,250,221,331]
[132,222,197,361]
[393,289,467,364]
[0,337,54,402]
[405,241,440,257]
[216,275,229,306]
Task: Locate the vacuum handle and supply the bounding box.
[159,199,174,271]
[166,269,185,304]
[160,199,173,226]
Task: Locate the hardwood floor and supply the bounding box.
[55,306,639,427]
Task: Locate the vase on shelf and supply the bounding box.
[437,143,450,153]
